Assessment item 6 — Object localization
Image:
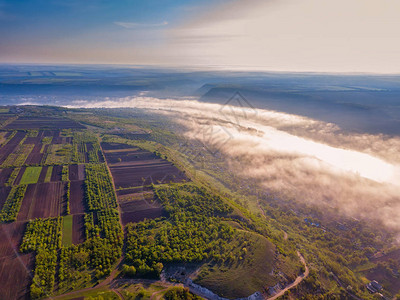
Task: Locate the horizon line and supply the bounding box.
[0,61,400,76]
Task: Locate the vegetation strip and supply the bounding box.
[0,184,27,222]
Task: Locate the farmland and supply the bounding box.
[20,217,63,298]
[0,105,379,300]
[17,182,64,220]
[3,116,85,130]
[0,184,27,222]
[19,166,42,184]
[102,142,187,189]
[0,108,302,299]
[0,111,127,298]
[69,180,85,214]
[118,191,165,225]
[0,114,122,299]
[0,221,33,300]
[101,142,189,225]
[62,215,73,246]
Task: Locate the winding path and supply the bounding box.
[266,251,309,300]
[50,256,123,300]
[257,200,308,300]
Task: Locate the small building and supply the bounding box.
[366,280,383,293]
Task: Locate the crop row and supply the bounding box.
[5,167,20,186]
[0,130,16,146]
[0,184,27,222]
[20,217,63,299]
[84,163,117,211]
[1,144,34,167]
[61,165,69,181]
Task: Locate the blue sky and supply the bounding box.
[0,0,223,63]
[1,0,400,73]
[0,0,213,41]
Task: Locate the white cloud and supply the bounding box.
[166,0,400,73]
[114,21,168,29]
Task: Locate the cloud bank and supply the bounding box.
[114,21,169,29]
[167,0,400,72]
[68,97,400,231]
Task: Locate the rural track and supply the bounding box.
[266,251,309,300]
[330,272,363,300]
[49,256,124,300]
[50,277,204,300]
[150,287,169,300]
[112,288,124,300]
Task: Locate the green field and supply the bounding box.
[44,166,53,182]
[195,230,279,298]
[19,167,42,184]
[62,215,73,246]
[0,108,9,113]
[45,144,73,165]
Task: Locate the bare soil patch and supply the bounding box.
[69,164,85,181]
[72,214,85,244]
[4,117,85,130]
[30,182,63,219]
[0,186,12,211]
[17,184,36,221]
[69,180,85,214]
[118,191,164,225]
[13,167,27,185]
[101,142,135,151]
[17,182,63,220]
[110,161,187,189]
[121,209,165,225]
[0,253,34,300]
[0,168,13,185]
[0,221,27,258]
[50,165,63,182]
[0,132,26,164]
[37,166,49,183]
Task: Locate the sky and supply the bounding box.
[1,0,400,73]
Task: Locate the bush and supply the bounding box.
[164,287,202,300]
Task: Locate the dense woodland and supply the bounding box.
[125,184,242,277]
[20,218,62,299]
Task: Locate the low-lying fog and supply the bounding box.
[69,97,400,233]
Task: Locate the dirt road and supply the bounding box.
[267,251,309,300]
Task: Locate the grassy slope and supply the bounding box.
[20,166,42,184]
[194,230,277,299]
[62,215,73,246]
